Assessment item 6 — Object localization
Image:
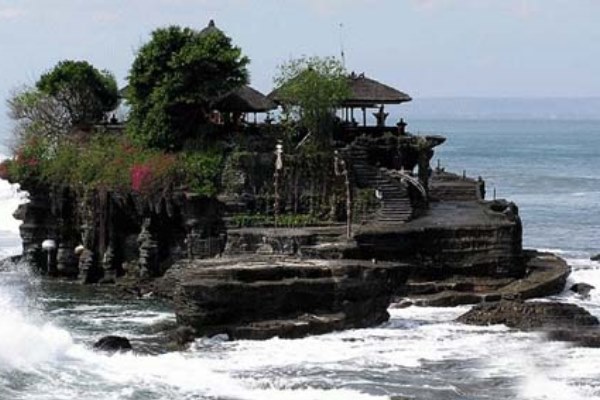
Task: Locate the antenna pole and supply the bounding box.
[339,23,346,67]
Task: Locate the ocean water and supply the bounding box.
[1,119,600,400]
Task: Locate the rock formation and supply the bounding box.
[93,335,133,352]
[6,128,573,341]
[157,256,411,340]
[457,300,599,330]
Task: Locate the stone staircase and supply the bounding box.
[430,171,482,202]
[341,144,414,224]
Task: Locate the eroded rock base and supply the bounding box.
[401,251,569,307]
[457,299,600,348]
[157,257,410,340]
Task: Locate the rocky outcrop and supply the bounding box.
[457,300,599,330]
[13,184,224,283]
[570,282,595,297]
[457,299,600,348]
[93,335,133,352]
[404,251,570,306]
[547,329,600,348]
[156,256,411,340]
[355,200,523,278]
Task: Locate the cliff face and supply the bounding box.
[156,257,411,340]
[14,183,224,283]
[354,200,523,278]
[6,130,543,341]
[12,132,524,283]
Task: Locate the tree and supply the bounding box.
[8,87,71,138]
[273,56,349,145]
[126,24,250,150]
[36,60,118,127]
[8,60,118,139]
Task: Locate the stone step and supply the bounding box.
[380,207,412,215]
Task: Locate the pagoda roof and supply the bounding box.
[268,72,412,107]
[343,72,412,107]
[216,85,276,113]
[199,19,223,37]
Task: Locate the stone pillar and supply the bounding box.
[138,218,159,278]
[101,244,117,283]
[14,193,55,272]
[77,248,96,284]
[56,242,79,278]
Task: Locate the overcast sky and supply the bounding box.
[1,0,599,133]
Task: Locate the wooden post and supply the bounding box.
[345,167,352,239]
[362,107,367,127]
[334,151,352,239]
[274,169,280,227]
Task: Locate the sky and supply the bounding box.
[0,0,600,136]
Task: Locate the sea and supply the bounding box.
[2,118,600,400]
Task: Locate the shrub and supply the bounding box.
[3,133,223,198]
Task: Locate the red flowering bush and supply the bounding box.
[0,160,11,181]
[130,154,177,193]
[130,164,152,192]
[4,134,49,183]
[5,132,223,197]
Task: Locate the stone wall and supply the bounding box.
[14,184,224,283]
[354,200,524,278]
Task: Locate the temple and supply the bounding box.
[7,20,562,342]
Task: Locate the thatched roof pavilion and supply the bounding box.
[342,72,412,127]
[268,72,412,128]
[343,72,412,107]
[216,85,276,113]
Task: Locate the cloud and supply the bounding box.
[0,7,25,20]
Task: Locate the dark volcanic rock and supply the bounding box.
[547,329,600,348]
[570,283,595,297]
[93,336,133,352]
[355,200,524,278]
[157,256,410,340]
[405,251,570,307]
[457,300,599,330]
[591,254,600,262]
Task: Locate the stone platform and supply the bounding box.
[156,256,411,340]
[400,251,570,307]
[354,199,523,278]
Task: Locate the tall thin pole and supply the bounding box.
[339,23,346,68]
[334,151,352,239]
[345,166,352,239]
[274,143,283,227]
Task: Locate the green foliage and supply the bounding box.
[178,149,224,196]
[127,24,250,150]
[36,60,119,127]
[3,134,224,197]
[354,188,379,223]
[274,56,349,145]
[4,134,49,183]
[7,61,118,142]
